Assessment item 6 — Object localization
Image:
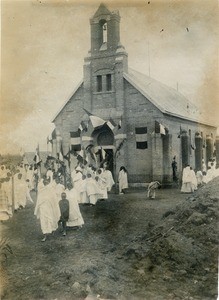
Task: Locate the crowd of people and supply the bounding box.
[1,154,218,241]
[0,159,117,241]
[181,158,219,193]
[0,163,34,221]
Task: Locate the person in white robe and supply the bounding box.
[204,165,219,183]
[102,164,115,192]
[0,182,12,220]
[34,178,61,242]
[54,178,65,203]
[72,167,82,193]
[72,168,84,202]
[190,167,197,191]
[14,173,27,209]
[201,159,207,173]
[26,165,34,190]
[2,176,12,208]
[46,168,54,183]
[96,169,108,200]
[196,170,203,186]
[118,166,128,194]
[86,173,102,206]
[65,183,84,228]
[26,179,34,204]
[77,175,89,204]
[181,165,194,193]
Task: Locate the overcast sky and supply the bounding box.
[1,0,218,154]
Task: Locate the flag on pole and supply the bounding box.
[51,129,56,143]
[90,115,106,129]
[115,139,126,157]
[106,118,116,131]
[47,134,52,144]
[63,150,71,166]
[78,121,87,133]
[86,144,97,163]
[70,131,81,151]
[135,127,148,149]
[47,133,53,154]
[33,144,41,164]
[118,116,122,129]
[177,126,182,138]
[101,147,106,160]
[57,143,64,162]
[115,133,127,140]
[155,121,166,135]
[83,108,106,129]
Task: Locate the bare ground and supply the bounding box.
[0,179,218,300]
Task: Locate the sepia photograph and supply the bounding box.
[0,0,218,299]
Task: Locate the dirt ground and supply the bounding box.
[0,178,218,300]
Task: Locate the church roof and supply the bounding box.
[92,3,112,19]
[124,68,209,124]
[52,80,83,122]
[52,69,216,127]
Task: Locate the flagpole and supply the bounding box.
[148,41,151,77]
[113,148,117,192]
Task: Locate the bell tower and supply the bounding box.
[83,3,128,111]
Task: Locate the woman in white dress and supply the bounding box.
[65,183,84,228]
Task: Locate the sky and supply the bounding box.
[1,0,218,155]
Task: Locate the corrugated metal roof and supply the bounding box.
[52,68,216,128]
[124,68,214,126]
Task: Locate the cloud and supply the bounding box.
[1,0,218,154]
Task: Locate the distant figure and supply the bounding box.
[25,179,34,204]
[147,181,161,199]
[190,167,197,191]
[14,173,27,210]
[118,166,128,194]
[181,165,193,193]
[0,182,12,221]
[201,159,207,173]
[171,156,178,182]
[86,173,101,206]
[196,170,203,186]
[46,168,53,183]
[102,163,115,192]
[58,192,69,236]
[96,169,108,200]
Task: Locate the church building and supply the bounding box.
[51,3,218,185]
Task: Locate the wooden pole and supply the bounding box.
[113,149,117,191]
[11,174,15,214]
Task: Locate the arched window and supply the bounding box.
[103,22,107,43]
[92,124,114,146]
[99,19,107,46]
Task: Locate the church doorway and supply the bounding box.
[92,124,115,177]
